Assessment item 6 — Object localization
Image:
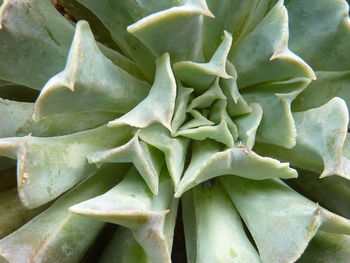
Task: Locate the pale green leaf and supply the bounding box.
[221,176,320,263]
[0,98,118,138]
[208,100,239,141]
[229,1,315,89]
[0,0,74,89]
[70,168,175,263]
[128,0,213,61]
[298,231,350,263]
[220,62,251,117]
[175,140,297,197]
[173,31,232,91]
[293,97,350,179]
[0,125,132,208]
[177,120,234,147]
[139,124,190,187]
[287,169,350,219]
[171,85,193,135]
[0,164,127,263]
[109,53,176,131]
[98,227,151,263]
[35,21,150,121]
[244,77,310,148]
[180,110,215,130]
[234,103,263,149]
[0,188,47,239]
[187,78,226,111]
[287,0,350,71]
[186,183,261,263]
[73,0,162,80]
[88,132,163,195]
[292,71,350,116]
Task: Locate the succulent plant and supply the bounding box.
[1,0,350,262]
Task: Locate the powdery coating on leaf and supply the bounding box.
[1,0,350,262]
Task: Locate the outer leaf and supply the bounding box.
[221,176,320,263]
[108,53,176,131]
[72,0,164,80]
[0,164,128,263]
[288,169,350,219]
[0,0,74,89]
[70,168,175,263]
[0,125,132,208]
[243,77,310,148]
[293,97,350,179]
[35,21,150,121]
[229,0,315,89]
[98,227,151,263]
[175,140,297,197]
[287,0,350,71]
[128,0,213,61]
[184,183,261,263]
[0,188,47,239]
[292,71,350,116]
[0,98,118,138]
[222,176,350,263]
[298,231,350,263]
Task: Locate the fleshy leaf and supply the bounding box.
[222,176,350,263]
[0,164,127,263]
[70,168,175,263]
[287,0,350,71]
[180,110,215,130]
[209,100,239,141]
[0,0,74,89]
[243,77,310,148]
[35,21,150,121]
[221,176,320,263]
[234,103,263,149]
[128,0,213,61]
[87,132,163,195]
[287,169,350,219]
[139,124,190,187]
[171,86,193,135]
[98,227,151,263]
[0,98,118,137]
[298,231,350,263]
[0,125,132,208]
[99,195,178,263]
[220,62,251,117]
[229,0,315,89]
[182,183,261,263]
[175,140,297,197]
[177,120,234,147]
[108,53,176,131]
[187,78,226,111]
[293,97,350,179]
[0,188,47,239]
[173,31,232,91]
[292,71,350,116]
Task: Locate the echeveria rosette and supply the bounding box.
[1,0,350,262]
